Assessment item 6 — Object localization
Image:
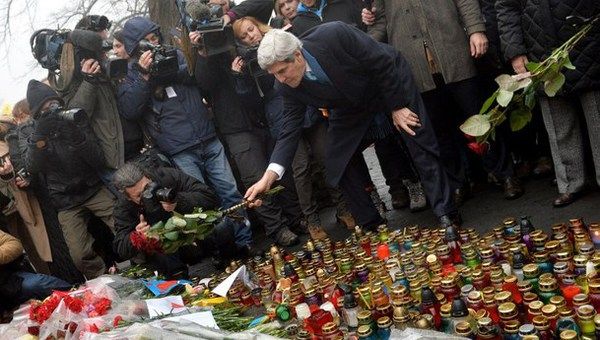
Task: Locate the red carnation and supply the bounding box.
[64,295,84,313]
[113,315,124,327]
[130,231,163,254]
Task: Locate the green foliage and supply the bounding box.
[459,19,596,142]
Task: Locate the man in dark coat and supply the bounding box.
[245,22,460,228]
[25,80,115,280]
[112,163,237,277]
[496,0,600,206]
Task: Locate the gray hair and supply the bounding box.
[257,29,303,70]
[113,162,145,191]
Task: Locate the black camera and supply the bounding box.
[87,15,111,32]
[100,57,128,79]
[40,104,87,126]
[142,181,176,203]
[30,29,70,72]
[176,0,236,56]
[137,40,179,78]
[16,168,31,183]
[236,45,266,78]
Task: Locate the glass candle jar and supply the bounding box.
[538,277,558,304]
[576,304,596,337]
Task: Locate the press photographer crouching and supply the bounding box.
[25,80,115,280]
[112,162,238,278]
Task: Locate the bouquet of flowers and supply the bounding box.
[131,186,284,254]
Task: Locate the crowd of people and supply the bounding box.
[0,0,598,322]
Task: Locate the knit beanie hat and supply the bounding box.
[26,80,63,116]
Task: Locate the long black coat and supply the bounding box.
[496,0,600,94]
[270,22,430,186]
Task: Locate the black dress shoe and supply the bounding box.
[553,193,577,207]
[503,177,524,200]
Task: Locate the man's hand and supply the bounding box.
[0,157,13,176]
[469,32,489,58]
[81,59,101,76]
[511,55,529,74]
[160,201,177,212]
[135,214,149,234]
[222,14,232,26]
[392,107,421,136]
[138,50,153,80]
[15,177,29,188]
[244,170,278,208]
[361,8,376,26]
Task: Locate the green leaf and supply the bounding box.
[150,221,164,231]
[495,74,532,92]
[459,114,491,137]
[525,62,541,72]
[497,89,514,107]
[544,73,565,97]
[509,107,533,131]
[164,231,180,241]
[525,92,536,109]
[164,219,176,230]
[562,56,576,70]
[479,91,499,114]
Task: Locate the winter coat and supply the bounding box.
[113,167,219,260]
[60,78,125,170]
[0,229,24,312]
[0,139,52,262]
[195,55,268,135]
[368,0,486,93]
[228,0,275,25]
[496,0,600,94]
[26,113,106,211]
[291,0,365,36]
[118,18,216,156]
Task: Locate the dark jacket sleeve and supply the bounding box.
[194,55,218,94]
[228,0,274,24]
[113,197,140,260]
[157,168,220,212]
[495,0,527,61]
[337,24,410,111]
[63,80,98,120]
[117,63,153,121]
[367,0,387,42]
[268,88,306,170]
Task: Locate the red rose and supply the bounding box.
[467,141,489,156]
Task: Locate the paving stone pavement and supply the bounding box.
[189,146,600,278]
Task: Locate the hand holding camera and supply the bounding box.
[137,50,154,80]
[81,58,102,77]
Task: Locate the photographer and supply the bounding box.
[112,162,236,276]
[25,80,115,280]
[192,26,307,247]
[118,17,255,255]
[52,18,125,189]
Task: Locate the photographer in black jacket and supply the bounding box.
[112,162,237,276]
[25,80,115,280]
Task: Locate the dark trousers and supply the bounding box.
[422,76,514,189]
[339,112,456,228]
[224,130,303,236]
[373,134,419,194]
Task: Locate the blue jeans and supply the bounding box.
[15,272,72,302]
[171,138,252,247]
